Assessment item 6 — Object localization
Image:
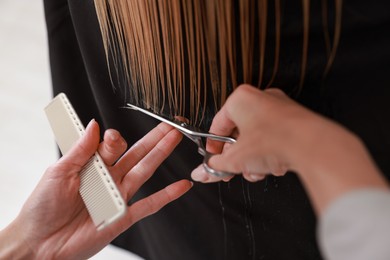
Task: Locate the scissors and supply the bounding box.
[125,104,236,178]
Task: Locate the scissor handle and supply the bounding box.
[191,133,236,178]
[202,133,236,144]
[201,151,236,178]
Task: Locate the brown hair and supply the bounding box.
[94,0,342,127]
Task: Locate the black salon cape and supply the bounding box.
[43,1,390,259]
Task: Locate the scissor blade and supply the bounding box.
[126,103,237,178]
[126,103,236,143]
[126,104,192,134]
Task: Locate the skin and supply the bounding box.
[0,120,192,259]
[0,85,387,258]
[191,84,388,215]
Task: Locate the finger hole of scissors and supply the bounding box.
[202,154,235,179]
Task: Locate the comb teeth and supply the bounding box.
[79,155,125,230]
[45,93,126,230]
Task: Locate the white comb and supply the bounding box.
[44,93,126,230]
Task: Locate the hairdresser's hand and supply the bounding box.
[191,85,305,183]
[0,120,192,259]
[191,84,387,215]
[190,84,355,182]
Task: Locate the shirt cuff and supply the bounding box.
[318,189,390,260]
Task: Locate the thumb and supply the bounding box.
[207,141,247,176]
[191,142,244,183]
[60,119,101,168]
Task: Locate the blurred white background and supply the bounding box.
[0,1,140,259]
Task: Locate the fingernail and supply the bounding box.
[86,119,95,131]
[249,174,264,181]
[191,166,209,182]
[107,130,119,141]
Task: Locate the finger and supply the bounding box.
[191,164,235,183]
[209,93,238,136]
[98,129,127,166]
[59,119,100,170]
[265,156,288,176]
[272,166,288,176]
[126,180,192,225]
[114,123,177,181]
[207,107,237,154]
[205,129,239,162]
[207,85,256,153]
[263,87,287,98]
[207,138,274,176]
[210,84,266,137]
[207,143,247,175]
[209,141,287,178]
[123,128,183,200]
[243,173,267,182]
[191,164,210,182]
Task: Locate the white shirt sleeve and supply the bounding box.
[318,189,390,260]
